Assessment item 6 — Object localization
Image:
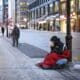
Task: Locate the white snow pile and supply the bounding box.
[73,64,80,69]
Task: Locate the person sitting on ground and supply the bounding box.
[36,36,71,69]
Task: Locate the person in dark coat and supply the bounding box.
[36,36,70,69]
[11,25,20,47]
[50,36,64,54]
[1,26,5,36]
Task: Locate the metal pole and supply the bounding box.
[6,19,8,37]
[66,0,72,62]
[6,5,8,37]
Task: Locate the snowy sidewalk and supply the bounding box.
[0,36,79,80]
[19,30,80,61]
[0,36,66,80]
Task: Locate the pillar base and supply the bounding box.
[65,35,72,62]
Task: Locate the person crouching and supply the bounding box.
[36,36,70,69]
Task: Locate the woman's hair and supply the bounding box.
[50,36,57,41]
[50,36,64,54]
[50,36,60,45]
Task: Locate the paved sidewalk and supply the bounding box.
[0,37,63,80]
[5,35,80,62]
[1,36,79,80]
[18,43,47,58]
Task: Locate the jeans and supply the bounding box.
[12,38,19,47]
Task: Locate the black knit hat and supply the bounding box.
[50,36,60,43]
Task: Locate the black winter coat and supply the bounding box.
[11,27,20,39]
[50,42,64,54]
[1,27,5,33]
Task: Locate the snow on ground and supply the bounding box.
[19,29,80,53]
[19,29,66,52]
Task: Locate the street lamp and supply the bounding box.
[24,18,27,28]
[66,0,72,62]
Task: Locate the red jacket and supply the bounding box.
[37,50,70,68]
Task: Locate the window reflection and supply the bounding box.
[54,1,59,12]
[71,0,75,12]
[78,0,80,10]
[61,2,66,13]
[49,3,53,14]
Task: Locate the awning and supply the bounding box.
[45,14,59,21]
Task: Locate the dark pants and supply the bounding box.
[2,32,4,36]
[12,37,19,47]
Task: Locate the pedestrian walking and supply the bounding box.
[1,26,5,36]
[11,25,20,47]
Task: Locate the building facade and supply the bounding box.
[28,0,80,32]
[15,0,29,28]
[3,0,8,25]
[8,0,29,28]
[0,0,3,25]
[8,0,15,27]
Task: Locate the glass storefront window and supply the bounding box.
[33,10,35,19]
[61,2,66,13]
[60,20,66,32]
[41,7,44,16]
[49,3,53,14]
[20,2,27,6]
[32,11,34,19]
[30,11,32,20]
[45,6,48,15]
[36,9,38,18]
[39,8,41,17]
[78,0,80,10]
[71,0,75,12]
[50,21,53,26]
[4,0,8,4]
[43,6,45,15]
[71,19,76,32]
[37,8,40,18]
[55,20,59,26]
[55,20,60,31]
[20,8,27,11]
[54,1,59,12]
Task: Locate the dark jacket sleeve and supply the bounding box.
[51,42,64,54]
[17,28,20,38]
[56,43,64,54]
[11,29,15,36]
